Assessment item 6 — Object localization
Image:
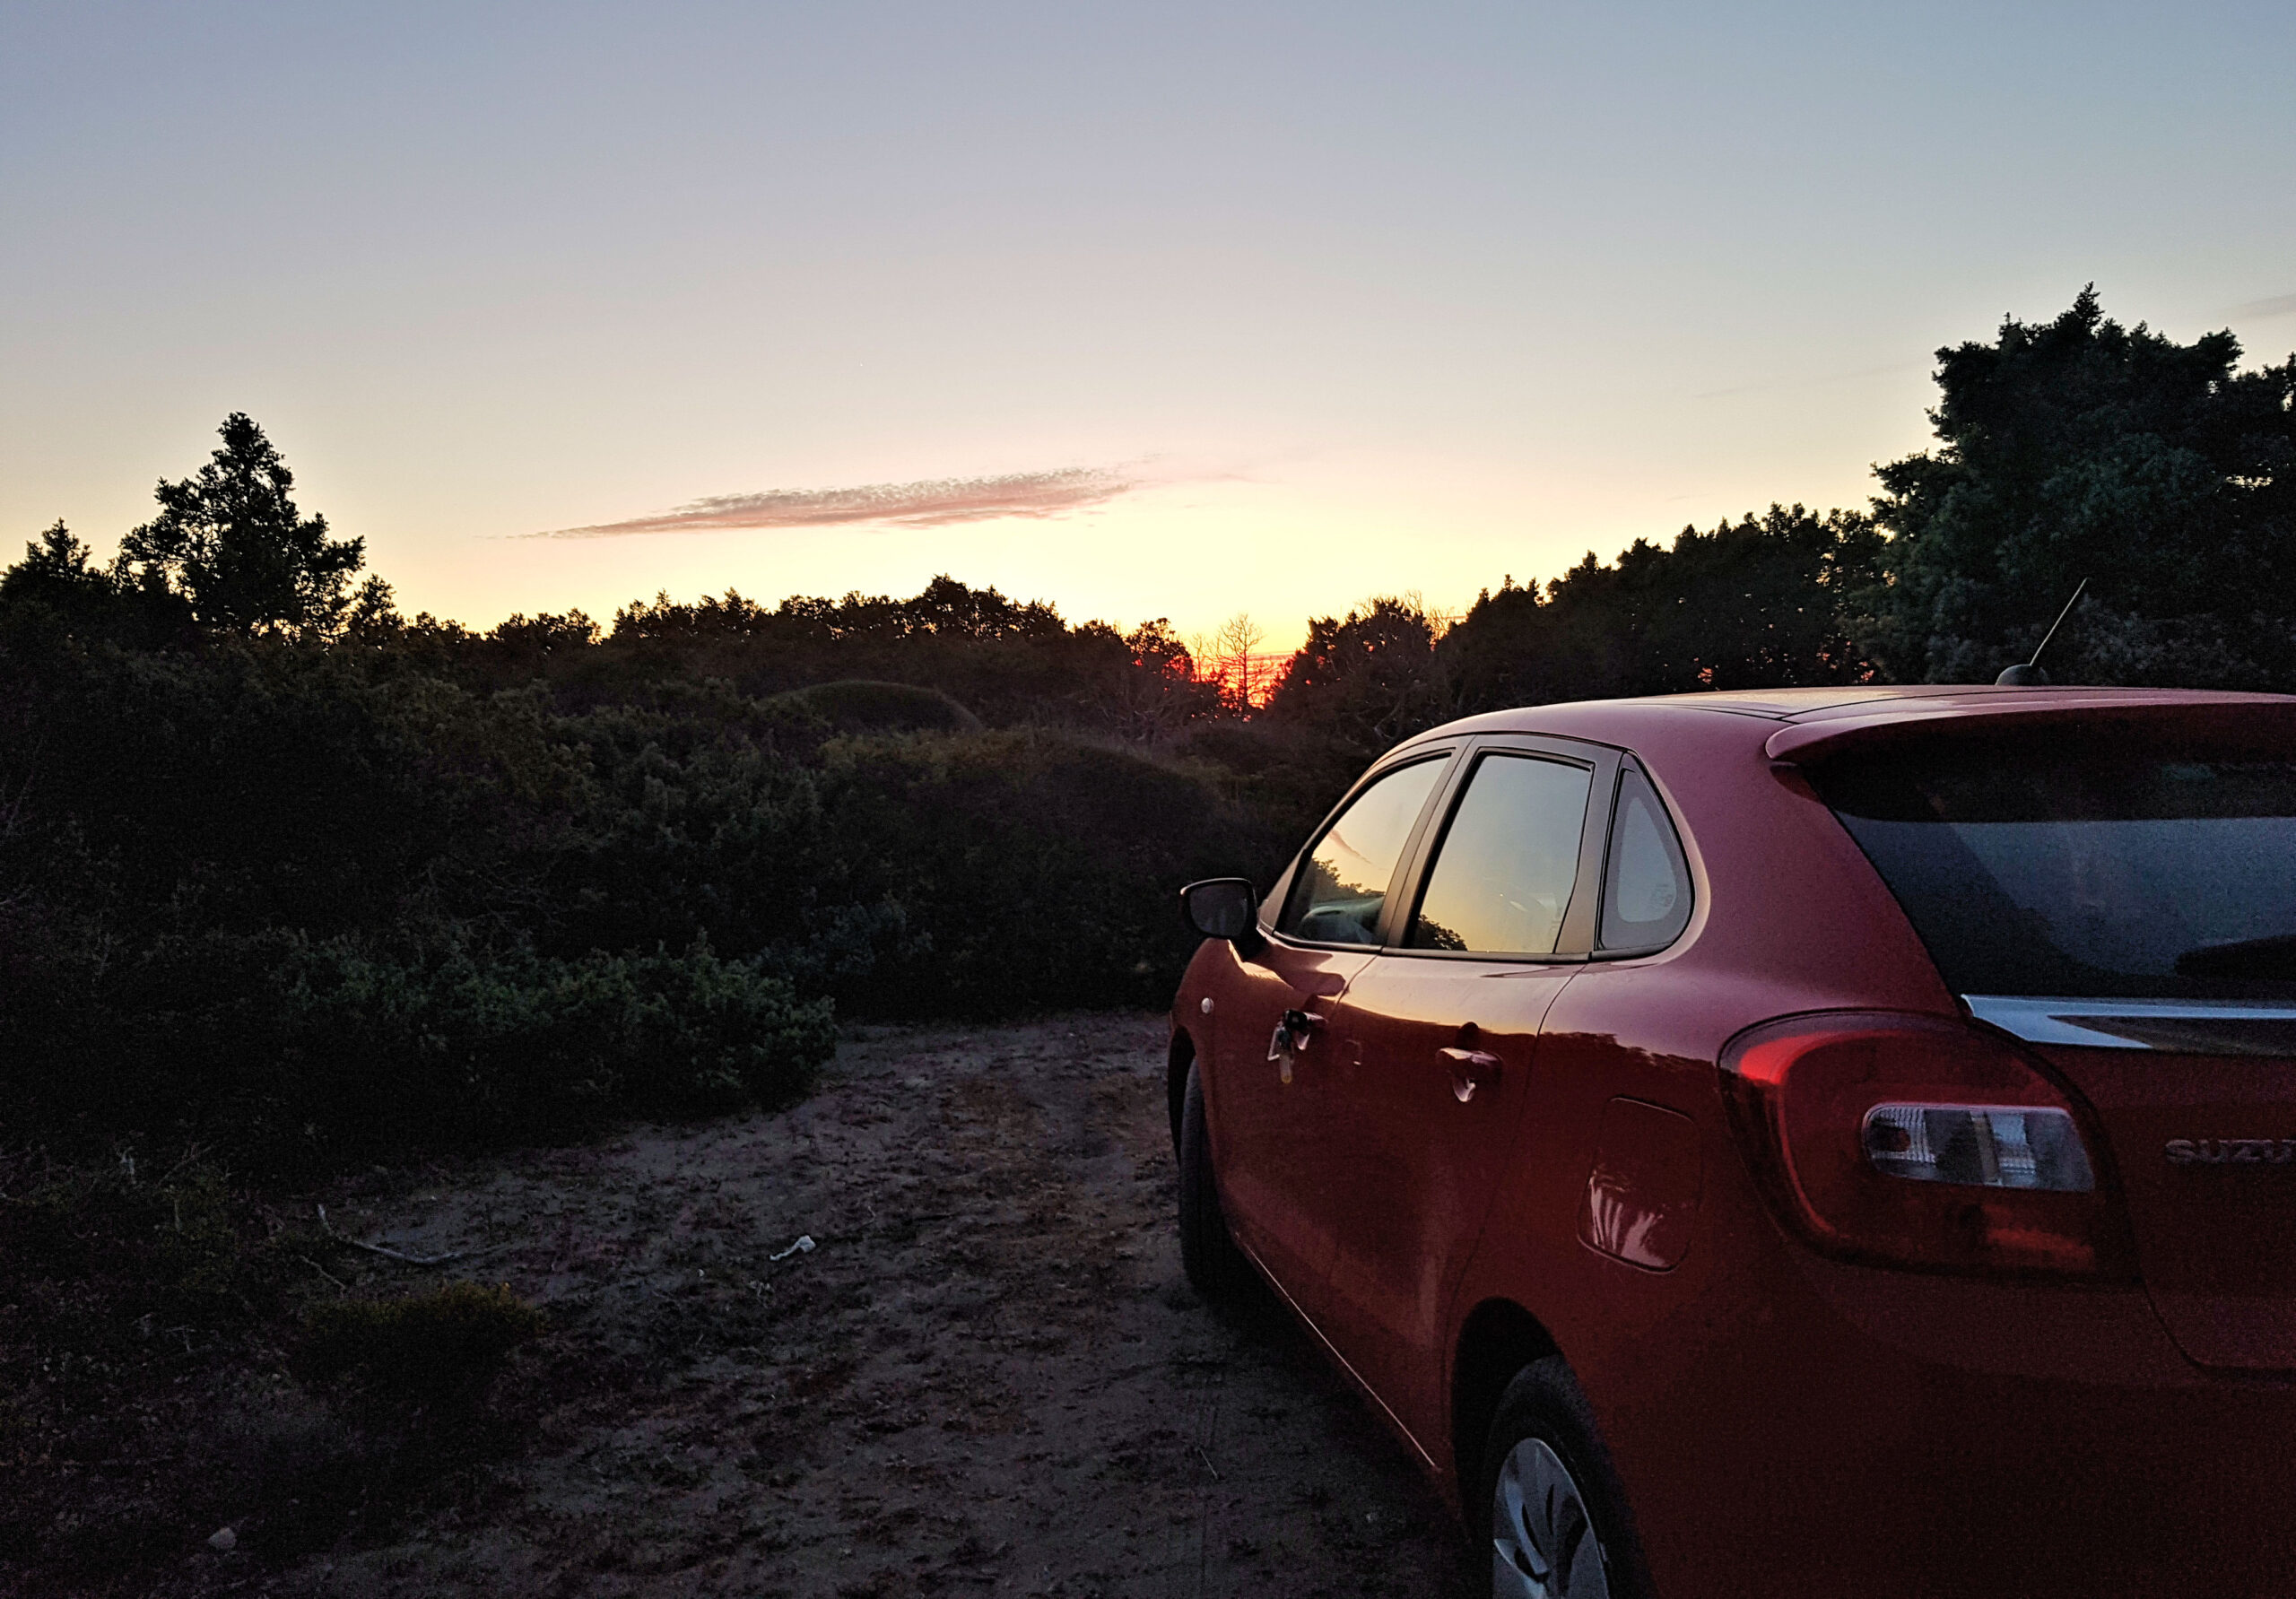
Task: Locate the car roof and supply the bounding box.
[1397,684,2296,764]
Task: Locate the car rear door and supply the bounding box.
[1313,734,1620,1433]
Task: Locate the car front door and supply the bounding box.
[1208,751,1455,1317]
[1317,736,1619,1437]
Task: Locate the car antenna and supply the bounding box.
[1995,577,2087,686]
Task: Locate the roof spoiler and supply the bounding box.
[1765,695,2296,764]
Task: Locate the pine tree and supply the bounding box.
[118,413,365,633]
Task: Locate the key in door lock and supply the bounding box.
[1267,1009,1321,1082]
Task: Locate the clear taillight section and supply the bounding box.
[1861,1104,2095,1193]
[1721,1012,2127,1277]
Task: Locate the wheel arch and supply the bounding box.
[1451,1297,1563,1501]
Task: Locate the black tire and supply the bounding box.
[1177,1061,1252,1301]
[1479,1357,1654,1599]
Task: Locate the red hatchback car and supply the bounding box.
[1169,685,2296,1598]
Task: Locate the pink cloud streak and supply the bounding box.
[531,466,1137,538]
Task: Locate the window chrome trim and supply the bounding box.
[1965,995,2296,1055]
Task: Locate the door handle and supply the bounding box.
[1439,1046,1501,1103]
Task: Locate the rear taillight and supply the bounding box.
[1720,1012,2127,1277]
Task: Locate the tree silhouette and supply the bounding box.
[118,413,366,634]
[0,523,110,613]
[1855,287,2296,684]
[1265,595,1444,753]
[1427,506,1880,717]
[0,520,196,643]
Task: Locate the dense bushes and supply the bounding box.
[812,730,1289,1016]
[0,431,1269,1181]
[4,924,835,1175]
[0,595,1277,1172]
[772,678,984,733]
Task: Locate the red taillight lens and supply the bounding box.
[1720,1012,2127,1277]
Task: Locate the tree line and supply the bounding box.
[1267,288,2296,760]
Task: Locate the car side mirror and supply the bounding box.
[1180,877,1263,950]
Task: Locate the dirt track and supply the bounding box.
[262,1014,1471,1598]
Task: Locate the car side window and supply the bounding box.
[1407,753,1594,955]
[1280,758,1448,945]
[1600,766,1692,951]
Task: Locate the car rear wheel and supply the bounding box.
[1482,1357,1651,1599]
[1177,1061,1251,1300]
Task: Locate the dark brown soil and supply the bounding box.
[221,1014,1472,1597]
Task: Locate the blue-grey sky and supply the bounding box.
[4,1,2292,645]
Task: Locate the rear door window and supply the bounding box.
[1813,744,2296,998]
[1280,757,1448,945]
[1406,753,1595,955]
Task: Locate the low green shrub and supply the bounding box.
[2,925,837,1172]
[265,933,838,1132]
[0,1154,552,1579]
[0,1154,289,1351]
[301,1282,543,1408]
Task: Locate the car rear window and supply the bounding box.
[1812,743,2296,999]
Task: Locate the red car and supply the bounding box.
[1170,685,2296,1598]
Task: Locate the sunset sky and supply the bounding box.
[5,1,2292,649]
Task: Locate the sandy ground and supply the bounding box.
[255,1013,1473,1599]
